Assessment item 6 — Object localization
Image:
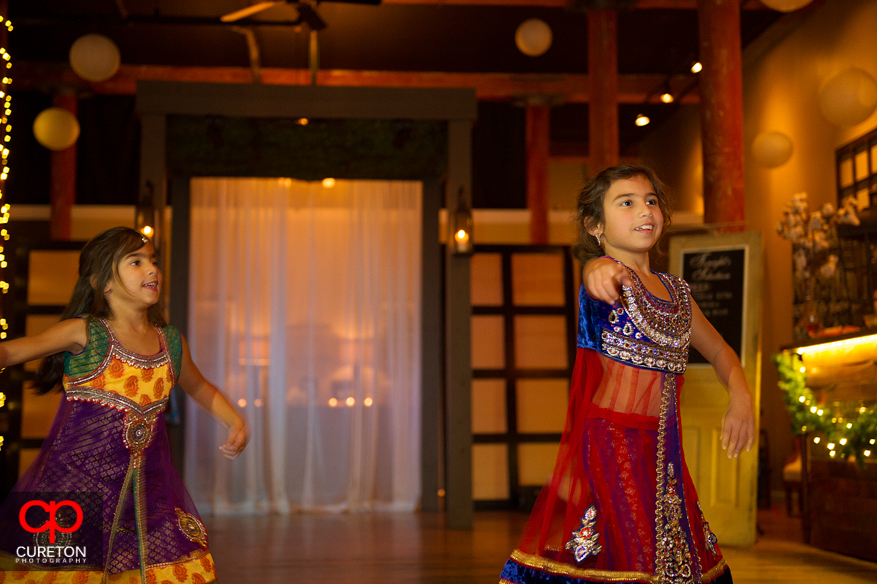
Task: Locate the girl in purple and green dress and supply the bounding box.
[0,227,247,583]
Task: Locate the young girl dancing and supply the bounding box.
[500,165,754,584]
[0,227,247,583]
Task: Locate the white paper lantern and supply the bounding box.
[69,34,120,82]
[33,107,80,151]
[761,0,813,12]
[817,68,877,128]
[515,19,552,57]
[752,131,793,168]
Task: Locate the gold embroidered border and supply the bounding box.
[66,387,168,417]
[509,550,655,583]
[508,551,726,584]
[701,559,727,582]
[653,374,671,582]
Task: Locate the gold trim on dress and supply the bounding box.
[66,387,168,417]
[510,550,656,583]
[508,551,726,584]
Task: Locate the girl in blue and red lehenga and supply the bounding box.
[0,227,247,583]
[500,165,755,584]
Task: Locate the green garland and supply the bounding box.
[773,351,877,466]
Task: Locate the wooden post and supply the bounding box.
[588,9,619,175]
[697,0,745,225]
[49,93,77,241]
[445,119,473,529]
[526,104,550,244]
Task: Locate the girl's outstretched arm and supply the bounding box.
[582,257,633,304]
[0,318,87,368]
[177,335,248,460]
[689,299,755,459]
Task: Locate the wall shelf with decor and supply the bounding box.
[834,127,877,330]
[775,334,877,562]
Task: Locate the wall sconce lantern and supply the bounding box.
[135,182,157,242]
[453,187,473,255]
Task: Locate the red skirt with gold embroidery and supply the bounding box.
[500,349,731,584]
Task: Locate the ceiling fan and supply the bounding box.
[220,0,380,28]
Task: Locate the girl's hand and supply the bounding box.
[721,391,755,459]
[583,257,632,304]
[219,420,248,460]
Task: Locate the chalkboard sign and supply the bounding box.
[682,248,746,364]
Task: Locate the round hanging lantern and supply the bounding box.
[69,34,121,82]
[751,131,793,168]
[817,68,877,128]
[33,107,80,151]
[760,0,813,11]
[515,19,552,57]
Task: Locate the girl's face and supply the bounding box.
[105,241,162,308]
[590,175,663,258]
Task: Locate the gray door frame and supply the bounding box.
[136,81,475,528]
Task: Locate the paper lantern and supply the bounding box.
[69,34,120,82]
[33,107,80,151]
[761,0,813,11]
[752,131,793,168]
[515,19,552,57]
[817,68,877,128]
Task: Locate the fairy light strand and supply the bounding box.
[774,351,877,466]
[0,15,11,453]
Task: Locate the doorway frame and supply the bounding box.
[136,81,476,528]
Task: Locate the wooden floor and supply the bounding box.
[203,506,877,583]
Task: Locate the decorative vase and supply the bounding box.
[795,278,822,340]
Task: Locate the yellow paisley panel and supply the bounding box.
[67,357,174,407]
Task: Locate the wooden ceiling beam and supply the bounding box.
[13,62,699,104]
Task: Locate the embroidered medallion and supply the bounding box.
[176,508,208,547]
[565,505,602,562]
[122,411,158,467]
[698,500,719,555]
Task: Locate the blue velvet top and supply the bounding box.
[577,260,692,374]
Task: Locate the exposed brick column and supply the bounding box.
[588,9,619,174]
[698,0,745,225]
[50,92,77,240]
[526,104,550,244]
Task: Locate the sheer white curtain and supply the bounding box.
[184,177,422,513]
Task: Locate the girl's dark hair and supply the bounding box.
[572,164,672,264]
[33,227,167,394]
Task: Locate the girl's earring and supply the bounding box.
[595,234,602,247]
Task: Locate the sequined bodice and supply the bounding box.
[577,262,691,374]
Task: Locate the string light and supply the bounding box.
[635,113,650,127]
[0,15,10,453]
[691,61,703,74]
[774,351,877,466]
